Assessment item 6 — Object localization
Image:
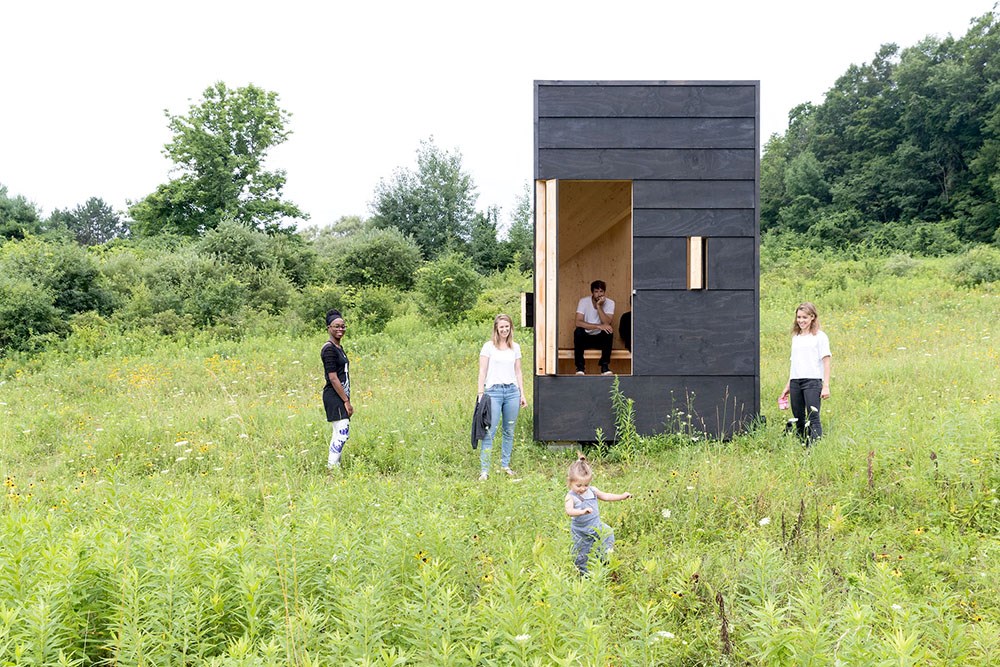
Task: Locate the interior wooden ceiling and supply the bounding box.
[557,181,632,261]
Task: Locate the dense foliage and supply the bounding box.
[0,253,995,665]
[762,11,1000,252]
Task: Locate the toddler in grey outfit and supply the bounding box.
[564,453,631,574]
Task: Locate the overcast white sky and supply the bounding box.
[2,0,995,229]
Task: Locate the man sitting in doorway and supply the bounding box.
[574,280,615,375]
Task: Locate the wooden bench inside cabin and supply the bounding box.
[556,349,632,360]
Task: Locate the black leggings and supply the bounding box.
[789,378,823,443]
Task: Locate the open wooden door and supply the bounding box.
[535,179,558,375]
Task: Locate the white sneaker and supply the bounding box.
[575,371,585,375]
[502,467,516,477]
[601,370,613,376]
[479,472,488,481]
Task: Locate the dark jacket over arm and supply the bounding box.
[471,395,492,449]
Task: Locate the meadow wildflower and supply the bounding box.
[661,509,672,519]
[759,517,771,526]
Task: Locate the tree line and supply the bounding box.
[762,9,1000,253]
[0,82,533,357]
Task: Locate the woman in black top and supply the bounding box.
[321,309,352,467]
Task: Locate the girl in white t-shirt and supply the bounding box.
[779,302,832,444]
[476,314,527,480]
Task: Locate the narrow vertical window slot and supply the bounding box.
[688,236,707,290]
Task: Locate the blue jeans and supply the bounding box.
[480,383,520,473]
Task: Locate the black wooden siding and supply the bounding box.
[534,81,760,441]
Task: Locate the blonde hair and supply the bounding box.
[491,313,515,349]
[791,302,821,335]
[567,451,593,484]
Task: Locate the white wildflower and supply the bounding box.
[759,517,771,526]
[514,634,530,643]
[661,509,672,519]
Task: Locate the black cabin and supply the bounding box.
[532,80,760,441]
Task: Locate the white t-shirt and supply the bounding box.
[789,331,831,380]
[480,341,522,388]
[576,296,615,335]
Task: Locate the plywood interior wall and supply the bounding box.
[557,180,632,350]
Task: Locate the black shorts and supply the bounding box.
[323,389,349,422]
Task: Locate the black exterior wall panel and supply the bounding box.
[537,118,756,149]
[537,84,758,118]
[633,209,756,237]
[708,238,757,289]
[632,291,756,376]
[537,148,756,180]
[534,375,757,440]
[633,237,688,290]
[634,180,756,209]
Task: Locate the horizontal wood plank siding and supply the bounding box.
[537,84,757,118]
[634,209,755,237]
[634,237,688,289]
[633,291,756,375]
[708,238,757,289]
[538,117,756,149]
[634,180,756,209]
[535,375,757,440]
[537,148,755,180]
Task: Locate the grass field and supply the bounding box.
[1,251,997,666]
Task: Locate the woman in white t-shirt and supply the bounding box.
[779,302,832,444]
[476,313,527,480]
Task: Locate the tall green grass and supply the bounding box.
[0,252,996,665]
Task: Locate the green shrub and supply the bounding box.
[291,283,345,330]
[344,285,405,334]
[96,245,149,310]
[0,277,61,353]
[466,265,531,323]
[0,237,111,315]
[331,227,422,290]
[867,220,965,256]
[883,253,920,277]
[197,218,270,268]
[184,273,249,326]
[952,245,1000,286]
[415,252,482,325]
[265,231,317,287]
[248,267,296,314]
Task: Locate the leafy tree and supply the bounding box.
[47,197,130,246]
[0,184,43,241]
[504,182,534,274]
[130,82,306,236]
[468,206,508,274]
[762,10,1000,249]
[370,138,478,259]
